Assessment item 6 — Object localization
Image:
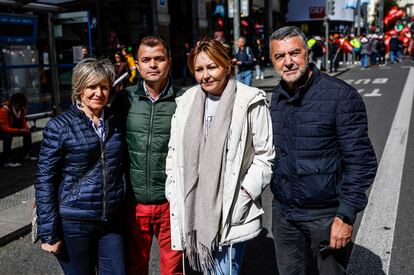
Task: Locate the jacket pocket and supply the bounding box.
[230,189,252,225]
[295,157,340,206]
[296,157,338,176]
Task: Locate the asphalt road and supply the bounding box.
[1,60,414,275]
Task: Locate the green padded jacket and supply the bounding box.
[119,79,183,204]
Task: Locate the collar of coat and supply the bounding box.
[133,76,177,101]
[71,104,115,138]
[273,63,320,105]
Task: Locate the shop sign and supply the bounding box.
[309,6,325,19]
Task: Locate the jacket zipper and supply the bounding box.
[101,114,111,221]
[101,140,107,220]
[146,103,155,202]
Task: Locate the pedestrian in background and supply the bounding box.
[112,35,184,275]
[360,36,370,69]
[310,36,324,70]
[121,46,138,84]
[114,51,129,93]
[329,34,340,73]
[0,93,36,168]
[253,38,266,80]
[166,39,274,275]
[389,33,400,64]
[232,36,255,86]
[35,58,126,274]
[81,46,89,59]
[369,34,378,66]
[350,34,361,64]
[377,35,387,67]
[269,26,377,275]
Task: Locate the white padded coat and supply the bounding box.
[165,81,275,250]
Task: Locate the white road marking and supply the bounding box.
[345,78,389,85]
[348,68,414,274]
[372,78,388,84]
[355,79,371,84]
[357,89,364,93]
[364,88,382,97]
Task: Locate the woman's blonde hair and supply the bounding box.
[71,58,115,104]
[187,39,235,76]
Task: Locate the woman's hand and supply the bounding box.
[41,241,62,254]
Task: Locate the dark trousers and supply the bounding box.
[272,208,346,275]
[378,52,386,65]
[370,52,377,65]
[56,218,126,275]
[0,132,32,163]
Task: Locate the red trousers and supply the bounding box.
[126,201,183,275]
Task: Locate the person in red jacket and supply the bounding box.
[0,93,36,168]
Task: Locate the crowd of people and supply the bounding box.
[305,29,414,72]
[30,25,379,275]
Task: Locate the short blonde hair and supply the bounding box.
[187,39,234,76]
[71,58,115,104]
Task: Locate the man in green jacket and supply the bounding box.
[112,35,183,275]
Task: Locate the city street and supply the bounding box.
[1,60,414,274]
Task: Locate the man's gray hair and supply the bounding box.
[71,58,115,104]
[269,26,308,49]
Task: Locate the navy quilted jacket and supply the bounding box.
[270,65,377,224]
[35,105,125,244]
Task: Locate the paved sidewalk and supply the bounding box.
[0,64,353,247]
[0,120,46,247]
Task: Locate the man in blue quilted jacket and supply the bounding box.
[269,26,377,274]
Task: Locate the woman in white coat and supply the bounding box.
[166,39,274,274]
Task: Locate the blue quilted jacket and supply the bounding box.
[35,105,125,244]
[270,65,377,224]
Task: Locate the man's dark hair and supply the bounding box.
[269,26,308,49]
[138,35,170,58]
[10,93,28,109]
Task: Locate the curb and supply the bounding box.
[0,224,31,247]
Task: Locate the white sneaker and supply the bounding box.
[23,155,38,161]
[4,162,22,168]
[260,75,264,80]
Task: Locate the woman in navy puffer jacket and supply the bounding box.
[34,58,126,274]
